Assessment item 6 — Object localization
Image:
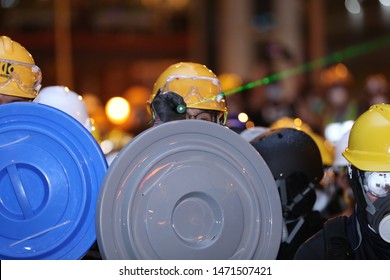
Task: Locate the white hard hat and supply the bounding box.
[34,86,92,132]
[324,120,354,145]
[240,126,269,142]
[333,128,351,167]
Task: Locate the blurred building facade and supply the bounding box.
[1,0,390,135]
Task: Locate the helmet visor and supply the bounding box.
[364,172,390,197]
[0,58,42,93]
[161,75,225,108]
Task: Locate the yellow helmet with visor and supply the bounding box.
[0,36,42,99]
[149,62,227,124]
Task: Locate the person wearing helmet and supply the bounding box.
[34,86,93,132]
[0,35,42,104]
[269,117,338,218]
[148,62,228,126]
[34,86,103,260]
[250,128,326,259]
[295,104,390,259]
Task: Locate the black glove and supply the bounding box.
[151,91,187,122]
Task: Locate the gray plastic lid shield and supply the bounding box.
[96,120,282,259]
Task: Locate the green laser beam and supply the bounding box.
[224,34,390,96]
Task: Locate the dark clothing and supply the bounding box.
[294,212,390,259]
[277,211,326,259]
[293,215,352,259]
[81,241,102,260]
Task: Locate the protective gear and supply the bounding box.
[240,126,269,142]
[333,128,351,173]
[343,104,390,243]
[150,90,186,123]
[363,172,390,198]
[269,116,311,132]
[34,86,92,132]
[218,72,242,92]
[332,128,354,213]
[0,36,42,98]
[270,116,336,215]
[343,104,390,172]
[251,128,324,220]
[324,120,354,146]
[251,128,326,259]
[270,117,335,166]
[349,166,390,243]
[309,133,335,167]
[96,120,283,260]
[149,62,227,124]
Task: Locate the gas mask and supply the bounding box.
[349,166,390,243]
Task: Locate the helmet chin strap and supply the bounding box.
[276,179,314,213]
[354,212,363,250]
[282,217,305,244]
[276,179,312,244]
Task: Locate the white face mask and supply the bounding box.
[328,87,348,106]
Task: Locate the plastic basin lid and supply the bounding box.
[0,102,107,259]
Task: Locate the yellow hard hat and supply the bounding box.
[149,62,227,113]
[309,132,335,166]
[218,72,242,92]
[343,104,390,171]
[0,35,42,98]
[269,116,312,132]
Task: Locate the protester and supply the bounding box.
[295,104,390,259]
[250,127,326,259]
[148,62,227,126]
[0,35,41,104]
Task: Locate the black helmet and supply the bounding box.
[250,128,323,183]
[251,128,324,219]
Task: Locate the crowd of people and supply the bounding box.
[1,34,390,260]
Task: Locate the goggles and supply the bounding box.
[161,75,225,107]
[0,58,42,93]
[364,172,390,197]
[185,110,217,122]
